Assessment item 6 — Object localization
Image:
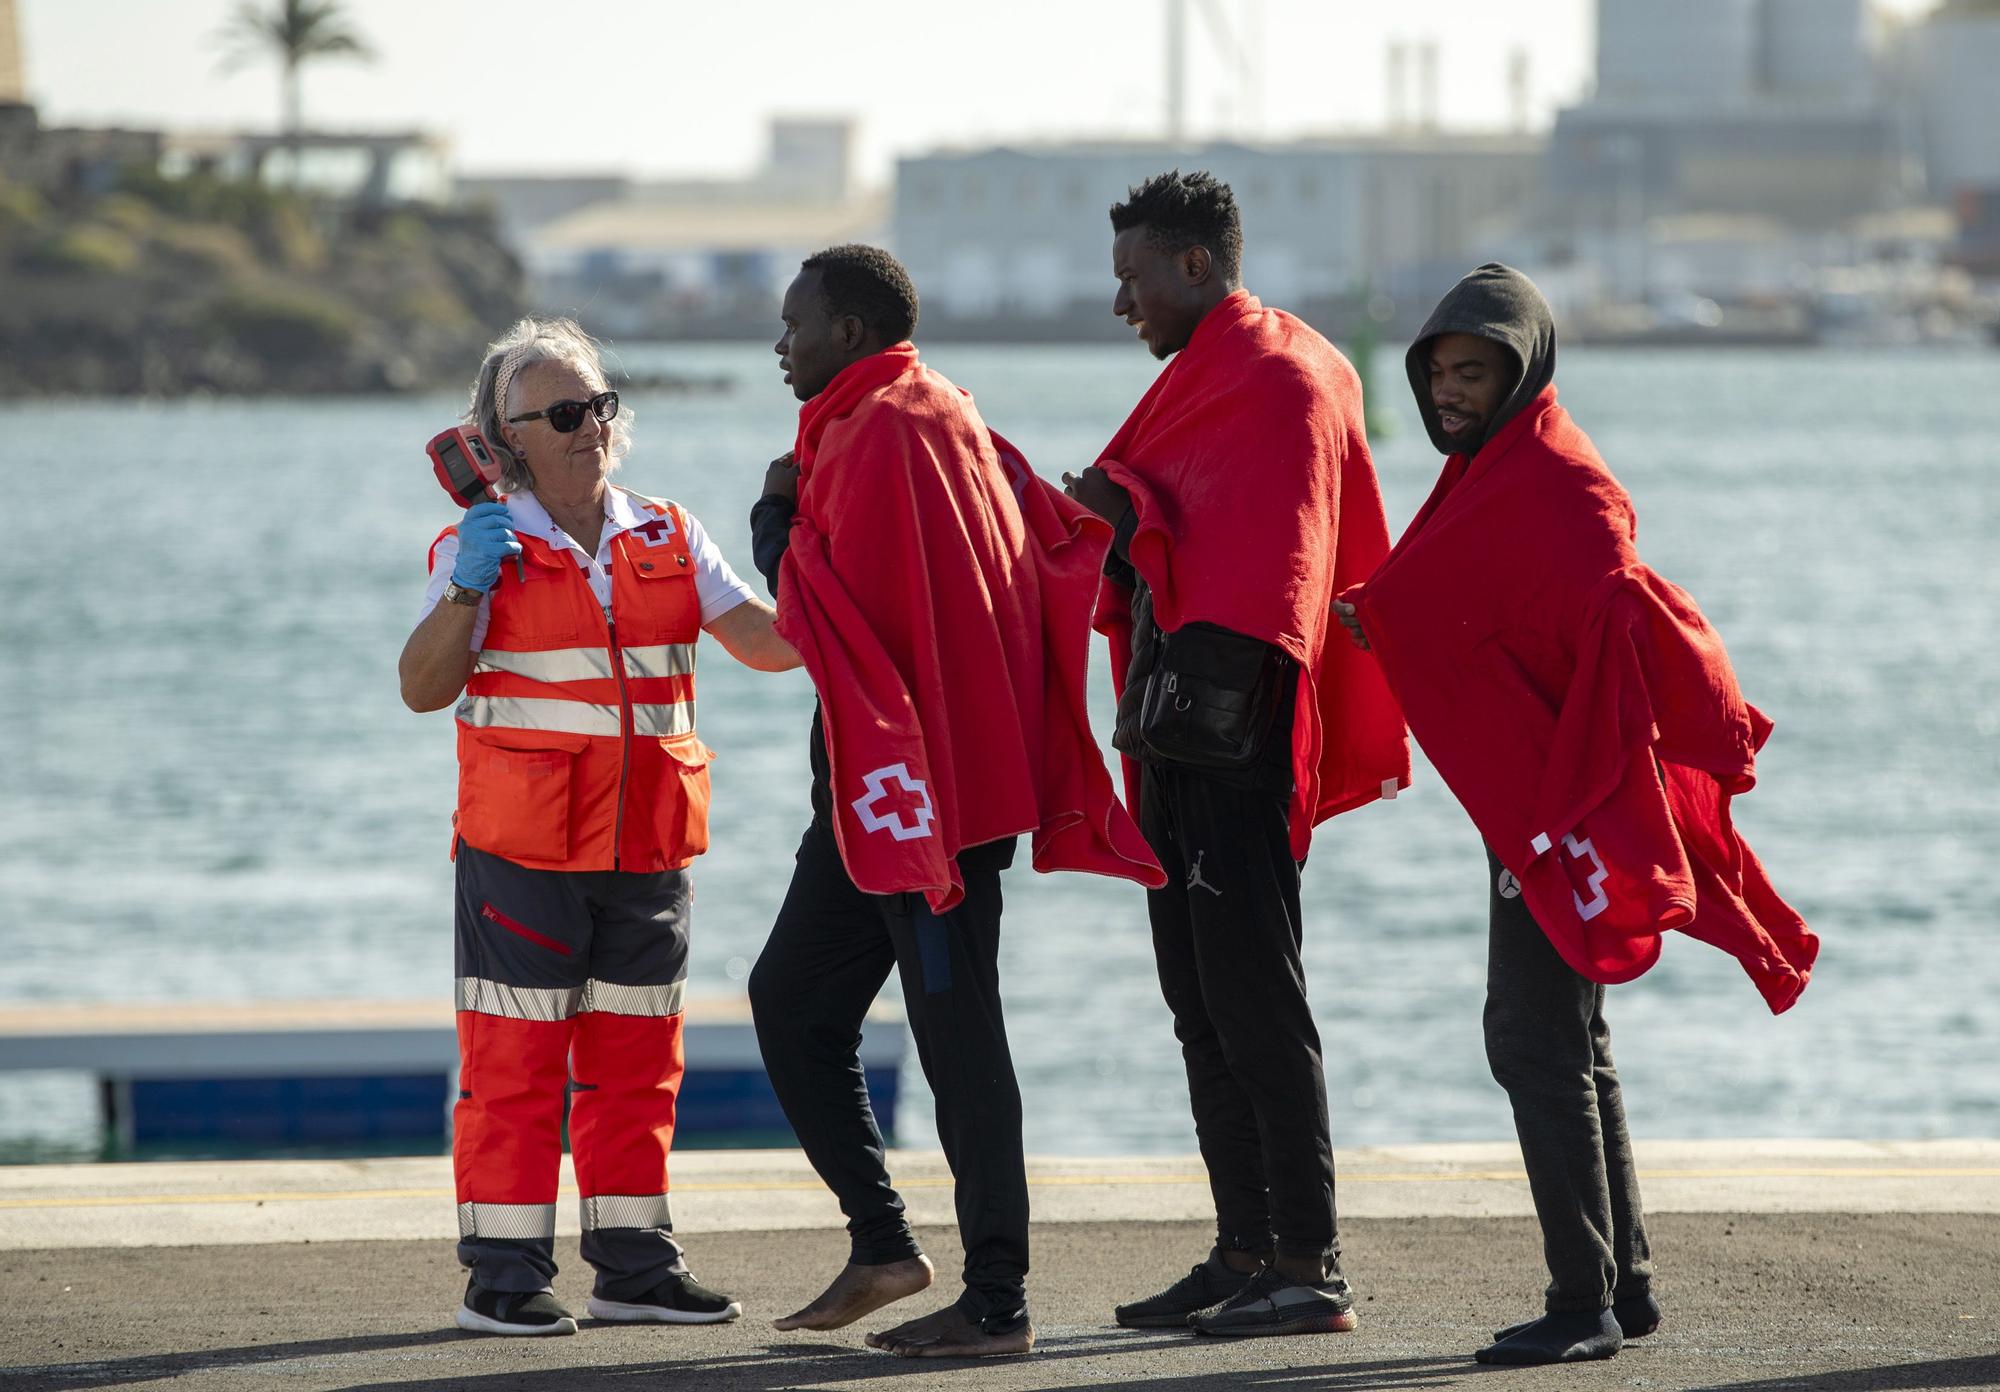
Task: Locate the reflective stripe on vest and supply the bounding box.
[449,496,708,872]
[473,642,697,685]
[457,694,694,740]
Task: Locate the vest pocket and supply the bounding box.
[651,734,715,864]
[458,731,589,863]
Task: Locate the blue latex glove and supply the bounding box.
[451,501,522,592]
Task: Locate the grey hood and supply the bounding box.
[1404,262,1557,456]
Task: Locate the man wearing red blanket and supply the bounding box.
[746,245,1163,1359]
[1336,264,1817,1366]
[1065,171,1410,1339]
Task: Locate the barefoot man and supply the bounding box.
[745,245,1163,1357]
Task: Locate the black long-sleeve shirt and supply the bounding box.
[749,492,836,822]
[750,493,796,599]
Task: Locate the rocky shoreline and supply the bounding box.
[0,172,523,397]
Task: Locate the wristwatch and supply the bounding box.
[442,581,486,607]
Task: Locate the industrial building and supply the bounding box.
[0,0,445,208]
[484,119,887,340]
[893,135,1539,339]
[1549,0,1905,237]
[0,0,161,198]
[1901,1,2000,203]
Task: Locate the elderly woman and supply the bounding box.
[400,317,798,1338]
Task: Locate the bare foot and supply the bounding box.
[864,1303,1036,1358]
[771,1256,934,1331]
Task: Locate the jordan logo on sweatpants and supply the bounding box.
[1187,851,1222,897]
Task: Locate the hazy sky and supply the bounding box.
[18,0,1938,182]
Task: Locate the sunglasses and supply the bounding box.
[508,390,620,434]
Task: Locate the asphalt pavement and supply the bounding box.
[3,1141,1997,1390]
[3,1212,1997,1390]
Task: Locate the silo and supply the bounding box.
[1761,0,1873,105]
[1596,0,1759,108]
[1916,6,2000,195]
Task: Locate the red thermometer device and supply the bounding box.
[426,426,523,582]
[427,426,506,506]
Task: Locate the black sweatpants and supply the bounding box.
[1483,847,1655,1312]
[1139,760,1339,1266]
[748,818,1030,1333]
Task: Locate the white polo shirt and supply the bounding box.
[421,486,758,649]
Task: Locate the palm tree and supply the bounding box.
[215,0,374,135]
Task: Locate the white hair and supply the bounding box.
[466,316,632,493]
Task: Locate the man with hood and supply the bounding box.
[1065,169,1409,1339]
[746,244,1163,1359]
[1336,264,1816,1366]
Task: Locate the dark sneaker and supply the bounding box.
[455,1279,578,1336]
[588,1270,743,1324]
[1115,1248,1254,1328]
[1189,1266,1359,1338]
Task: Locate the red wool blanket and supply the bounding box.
[776,344,1164,911]
[1350,386,1818,1012]
[1092,290,1411,858]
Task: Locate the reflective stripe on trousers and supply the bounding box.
[458,1200,556,1241]
[580,1193,673,1231]
[455,977,687,1020]
[456,1195,674,1236]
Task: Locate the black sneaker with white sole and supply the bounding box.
[1189,1266,1359,1338]
[455,1279,578,1336]
[587,1270,743,1324]
[1115,1248,1254,1328]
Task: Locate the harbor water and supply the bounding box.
[1,341,1995,1161]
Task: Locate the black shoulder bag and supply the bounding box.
[1133,620,1290,771]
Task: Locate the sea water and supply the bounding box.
[0,341,1994,1161]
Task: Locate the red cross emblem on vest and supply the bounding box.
[634,514,678,547]
[851,763,935,842]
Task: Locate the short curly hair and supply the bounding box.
[1109,169,1243,283]
[800,244,919,344]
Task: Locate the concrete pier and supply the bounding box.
[3,1139,1997,1389]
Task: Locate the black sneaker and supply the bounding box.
[588,1270,743,1324]
[1189,1266,1359,1338]
[455,1279,578,1336]
[1115,1248,1254,1329]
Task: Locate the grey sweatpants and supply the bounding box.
[1482,848,1655,1313]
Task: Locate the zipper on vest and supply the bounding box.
[605,604,632,871]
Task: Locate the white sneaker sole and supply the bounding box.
[454,1305,578,1336]
[587,1294,743,1324]
[1192,1306,1359,1338]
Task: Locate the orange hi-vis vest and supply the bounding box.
[442,497,714,873]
